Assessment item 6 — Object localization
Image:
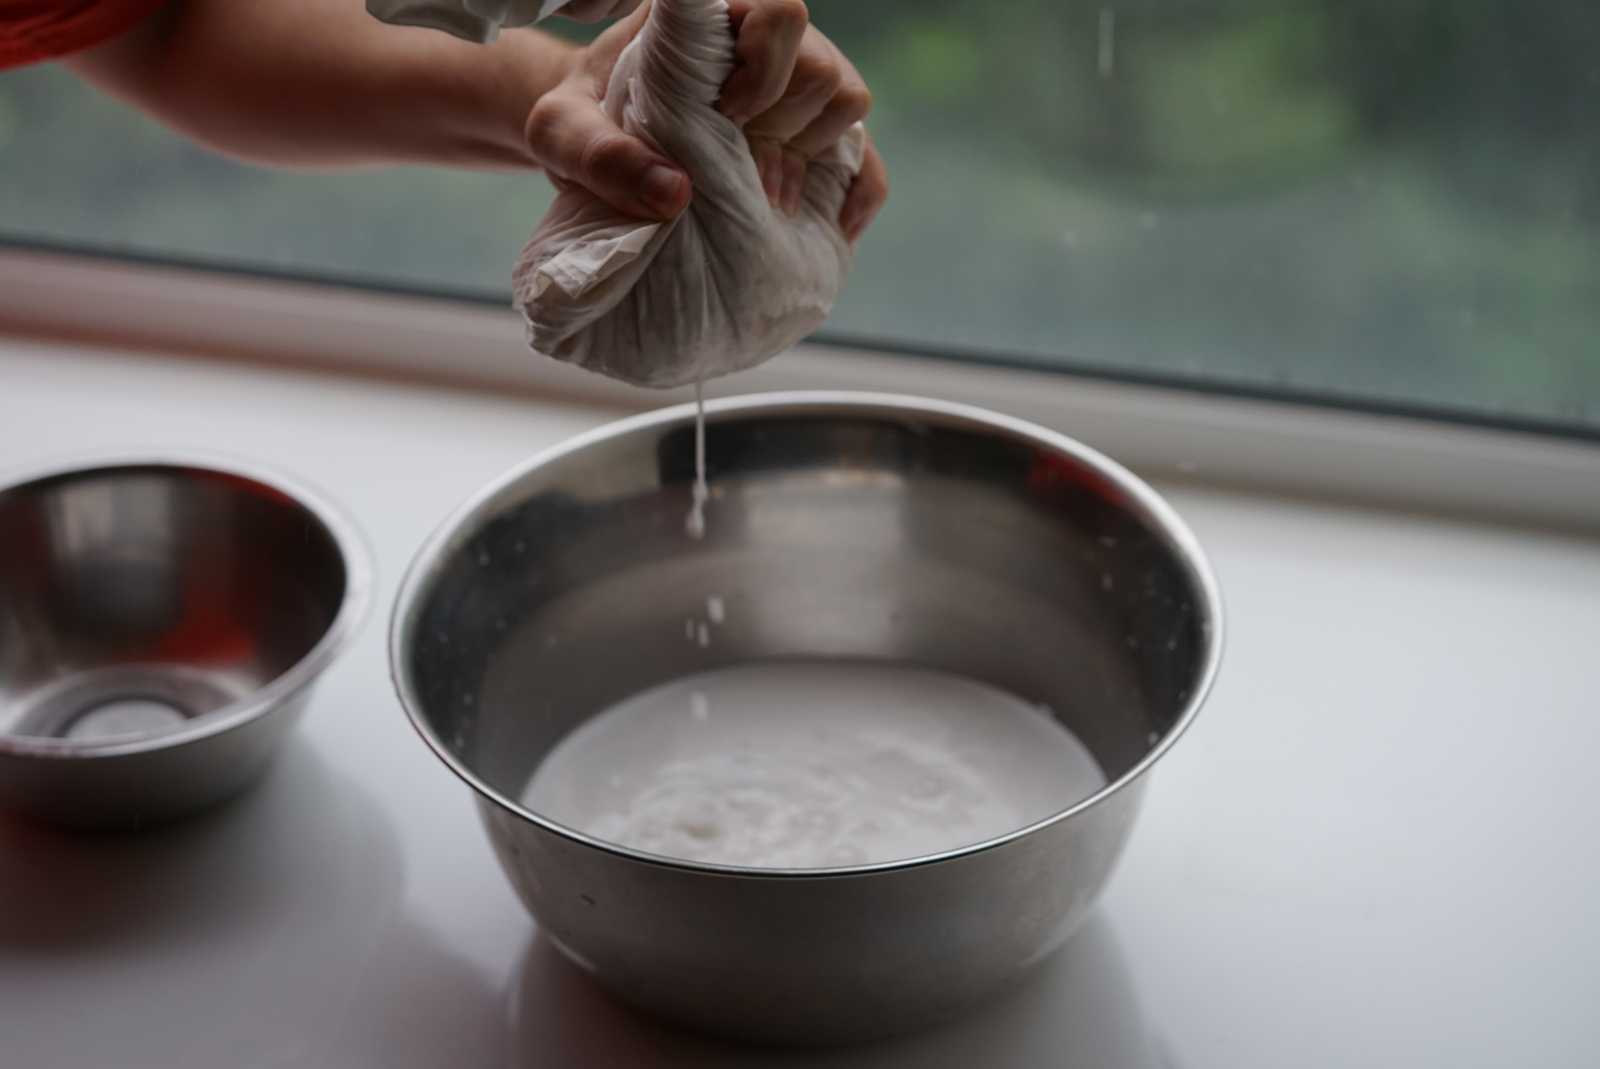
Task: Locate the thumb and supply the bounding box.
[526,91,692,221]
[525,2,689,221]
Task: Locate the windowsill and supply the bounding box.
[3,244,1598,534]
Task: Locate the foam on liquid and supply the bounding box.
[522,662,1106,868]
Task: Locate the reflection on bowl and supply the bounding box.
[509,915,1165,1067]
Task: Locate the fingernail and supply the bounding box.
[760,155,781,205]
[782,157,805,215]
[840,205,865,241]
[642,165,688,216]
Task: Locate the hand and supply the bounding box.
[525,5,694,220]
[718,0,887,240]
[528,0,887,240]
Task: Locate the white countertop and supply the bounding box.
[3,338,1598,1068]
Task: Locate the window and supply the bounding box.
[3,2,1596,434]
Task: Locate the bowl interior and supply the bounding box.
[400,399,1218,826]
[0,463,349,744]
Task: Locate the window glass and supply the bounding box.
[2,2,1596,432]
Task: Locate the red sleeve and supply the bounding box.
[0,0,169,71]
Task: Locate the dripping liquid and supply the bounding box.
[686,378,708,539]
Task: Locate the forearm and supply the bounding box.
[67,0,575,170]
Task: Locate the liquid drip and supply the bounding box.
[685,378,708,540]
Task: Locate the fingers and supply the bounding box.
[718,0,809,125]
[719,8,876,215]
[775,42,869,214]
[526,89,690,221]
[788,47,871,160]
[528,0,884,234]
[748,137,785,205]
[778,148,806,215]
[742,29,841,144]
[840,136,887,244]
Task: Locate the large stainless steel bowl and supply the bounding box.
[391,393,1222,1044]
[0,456,370,828]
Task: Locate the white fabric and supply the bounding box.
[512,0,865,388]
[367,0,596,42]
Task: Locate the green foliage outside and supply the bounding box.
[1,1,1596,429]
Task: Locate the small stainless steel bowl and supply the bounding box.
[391,393,1222,1044]
[0,456,370,829]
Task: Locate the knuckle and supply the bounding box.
[578,131,640,183]
[791,54,842,99]
[524,95,572,153]
[833,81,873,123]
[766,0,808,30]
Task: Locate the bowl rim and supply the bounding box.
[0,450,374,760]
[390,391,1224,879]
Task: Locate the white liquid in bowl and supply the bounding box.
[522,662,1106,868]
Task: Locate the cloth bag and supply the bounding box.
[511,0,864,387]
[368,1,626,43]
